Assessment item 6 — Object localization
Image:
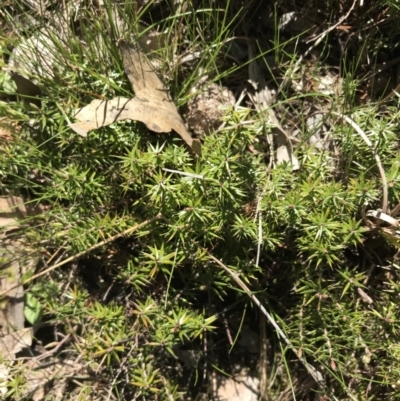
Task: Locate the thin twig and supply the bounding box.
[306,0,358,46]
[256,210,262,267]
[0,214,163,299]
[35,333,72,361]
[389,201,400,218]
[331,111,388,213]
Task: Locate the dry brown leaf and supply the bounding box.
[70,40,201,156]
[0,328,33,396]
[0,328,33,360]
[119,40,201,156]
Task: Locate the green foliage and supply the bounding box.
[2,0,400,400]
[24,292,42,325]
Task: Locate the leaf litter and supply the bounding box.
[70,39,202,156]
